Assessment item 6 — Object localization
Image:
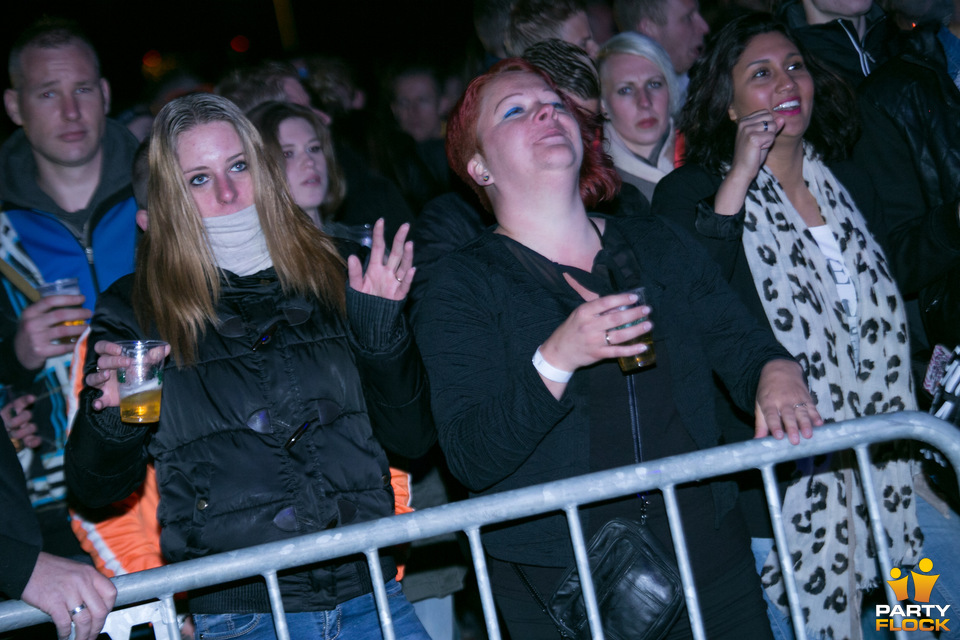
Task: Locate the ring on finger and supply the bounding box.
[762,120,769,132]
[794,402,807,409]
[70,603,87,617]
[604,330,611,346]
[395,274,403,284]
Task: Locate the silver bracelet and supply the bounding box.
[532,346,573,383]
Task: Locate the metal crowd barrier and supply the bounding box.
[1,411,958,640]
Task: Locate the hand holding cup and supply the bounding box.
[602,286,656,373]
[87,340,170,422]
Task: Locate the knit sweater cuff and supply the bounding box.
[71,388,147,473]
[345,287,406,354]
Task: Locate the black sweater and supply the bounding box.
[413,212,792,565]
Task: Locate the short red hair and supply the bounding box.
[446,58,620,212]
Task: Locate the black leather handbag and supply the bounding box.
[515,517,685,640]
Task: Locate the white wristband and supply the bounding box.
[532,346,573,383]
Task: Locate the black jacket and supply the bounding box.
[778,0,898,88]
[65,268,434,613]
[855,27,960,345]
[0,434,42,600]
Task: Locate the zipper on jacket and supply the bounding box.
[626,374,649,524]
[84,245,100,293]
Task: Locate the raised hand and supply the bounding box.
[347,218,416,301]
[714,109,785,216]
[730,109,783,179]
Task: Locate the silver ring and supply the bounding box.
[395,275,403,284]
[762,120,769,132]
[604,331,611,346]
[70,603,87,617]
[794,402,807,409]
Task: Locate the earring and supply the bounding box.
[482,175,490,182]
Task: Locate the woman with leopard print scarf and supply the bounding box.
[653,14,959,640]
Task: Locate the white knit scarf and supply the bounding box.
[202,204,273,276]
[602,121,675,200]
[741,147,921,640]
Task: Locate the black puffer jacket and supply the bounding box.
[855,27,960,344]
[65,268,435,613]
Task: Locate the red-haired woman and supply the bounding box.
[412,58,821,639]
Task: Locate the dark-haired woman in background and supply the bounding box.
[414,57,820,639]
[652,14,946,640]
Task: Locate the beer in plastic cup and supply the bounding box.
[116,340,168,423]
[606,286,656,373]
[38,277,84,344]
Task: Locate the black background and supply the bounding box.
[1,0,477,129]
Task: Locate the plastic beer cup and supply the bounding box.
[37,277,84,344]
[116,340,168,423]
[606,286,656,373]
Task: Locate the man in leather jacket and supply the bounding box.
[855,6,960,349]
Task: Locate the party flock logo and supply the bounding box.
[876,558,951,632]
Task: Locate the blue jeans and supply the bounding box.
[911,490,959,640]
[193,579,430,640]
[752,536,798,640]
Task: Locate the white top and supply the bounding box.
[808,223,860,360]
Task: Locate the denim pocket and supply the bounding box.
[195,613,266,639]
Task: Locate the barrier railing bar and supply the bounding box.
[662,483,705,640]
[365,549,395,640]
[761,463,806,639]
[159,595,178,640]
[262,570,289,640]
[466,527,502,640]
[854,444,908,640]
[564,505,605,640]
[2,414,957,636]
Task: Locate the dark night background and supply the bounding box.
[1,0,478,135]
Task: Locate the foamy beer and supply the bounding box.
[38,277,85,344]
[116,340,168,423]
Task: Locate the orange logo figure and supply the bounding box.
[887,559,940,603]
[888,567,911,601]
[912,559,940,603]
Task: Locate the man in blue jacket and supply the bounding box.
[0,17,138,576]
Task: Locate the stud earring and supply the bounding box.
[482,175,490,182]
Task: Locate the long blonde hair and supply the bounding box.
[134,93,346,365]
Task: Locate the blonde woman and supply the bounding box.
[597,32,681,202]
[65,94,434,640]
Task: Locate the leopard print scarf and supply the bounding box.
[741,148,922,640]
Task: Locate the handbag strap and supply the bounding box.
[511,563,574,639]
